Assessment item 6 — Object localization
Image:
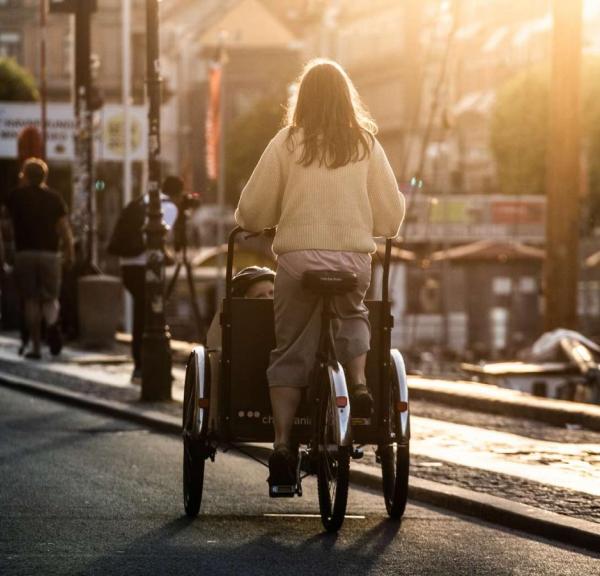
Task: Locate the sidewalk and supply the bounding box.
[0,333,599,550]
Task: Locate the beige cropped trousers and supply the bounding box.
[267,265,371,388]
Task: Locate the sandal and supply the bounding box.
[268,445,298,497]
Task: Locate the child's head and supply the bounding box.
[231,266,275,298]
[285,59,376,168]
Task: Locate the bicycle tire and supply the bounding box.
[379,360,410,519]
[316,369,350,532]
[182,351,207,518]
[183,436,205,517]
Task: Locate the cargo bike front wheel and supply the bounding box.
[314,363,352,533]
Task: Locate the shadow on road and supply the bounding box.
[79,514,404,575]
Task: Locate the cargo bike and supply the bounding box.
[182,227,410,532]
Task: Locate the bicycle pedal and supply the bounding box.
[351,447,364,460]
[269,484,297,498]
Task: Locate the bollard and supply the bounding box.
[77,275,123,348]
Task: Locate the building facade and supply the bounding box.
[0,0,147,102]
[160,0,301,197]
[0,0,150,270]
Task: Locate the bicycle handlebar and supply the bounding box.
[225,227,393,307]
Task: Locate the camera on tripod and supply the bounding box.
[180,192,201,211]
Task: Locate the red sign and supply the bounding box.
[205,63,222,181]
[491,201,544,225]
[17,126,43,165]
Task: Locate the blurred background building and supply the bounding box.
[2,0,600,359]
[0,0,148,263]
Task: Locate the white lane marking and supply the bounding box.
[263,514,366,519]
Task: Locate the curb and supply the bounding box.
[408,380,600,432]
[350,466,600,553]
[0,371,180,435]
[1,371,599,553]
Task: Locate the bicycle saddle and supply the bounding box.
[302,270,358,295]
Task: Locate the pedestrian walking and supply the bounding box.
[3,158,74,359]
[108,176,183,384]
[235,59,405,488]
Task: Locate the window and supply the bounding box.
[578,280,600,317]
[0,31,21,61]
[490,307,509,351]
[492,277,512,296]
[518,276,537,294]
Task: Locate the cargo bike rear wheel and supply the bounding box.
[182,347,210,517]
[378,350,410,519]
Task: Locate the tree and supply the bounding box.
[0,58,39,101]
[225,94,286,206]
[490,68,549,196]
[491,58,600,227]
[582,58,600,227]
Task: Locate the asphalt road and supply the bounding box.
[1,386,599,576]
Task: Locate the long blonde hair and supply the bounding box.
[285,59,377,169]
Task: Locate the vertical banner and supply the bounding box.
[205,62,222,181]
[17,126,43,166]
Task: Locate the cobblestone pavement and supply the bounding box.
[408,454,600,524]
[1,334,599,527]
[411,416,600,496]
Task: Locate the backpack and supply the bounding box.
[107,197,146,257]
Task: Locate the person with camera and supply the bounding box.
[108,176,184,384]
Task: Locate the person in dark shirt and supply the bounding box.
[4,158,74,359]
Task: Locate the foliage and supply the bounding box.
[491,58,600,198]
[224,94,286,206]
[490,67,549,196]
[0,58,39,101]
[582,58,600,227]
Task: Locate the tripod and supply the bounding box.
[165,208,204,341]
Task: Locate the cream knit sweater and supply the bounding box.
[234,127,405,254]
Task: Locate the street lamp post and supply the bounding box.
[49,0,97,268]
[141,0,172,401]
[40,0,48,159]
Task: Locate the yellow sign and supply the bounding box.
[103,112,142,155]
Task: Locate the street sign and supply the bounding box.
[49,0,97,13]
[0,102,148,162]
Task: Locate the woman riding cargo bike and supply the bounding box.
[182,59,408,532]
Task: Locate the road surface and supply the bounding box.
[1,386,598,575]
